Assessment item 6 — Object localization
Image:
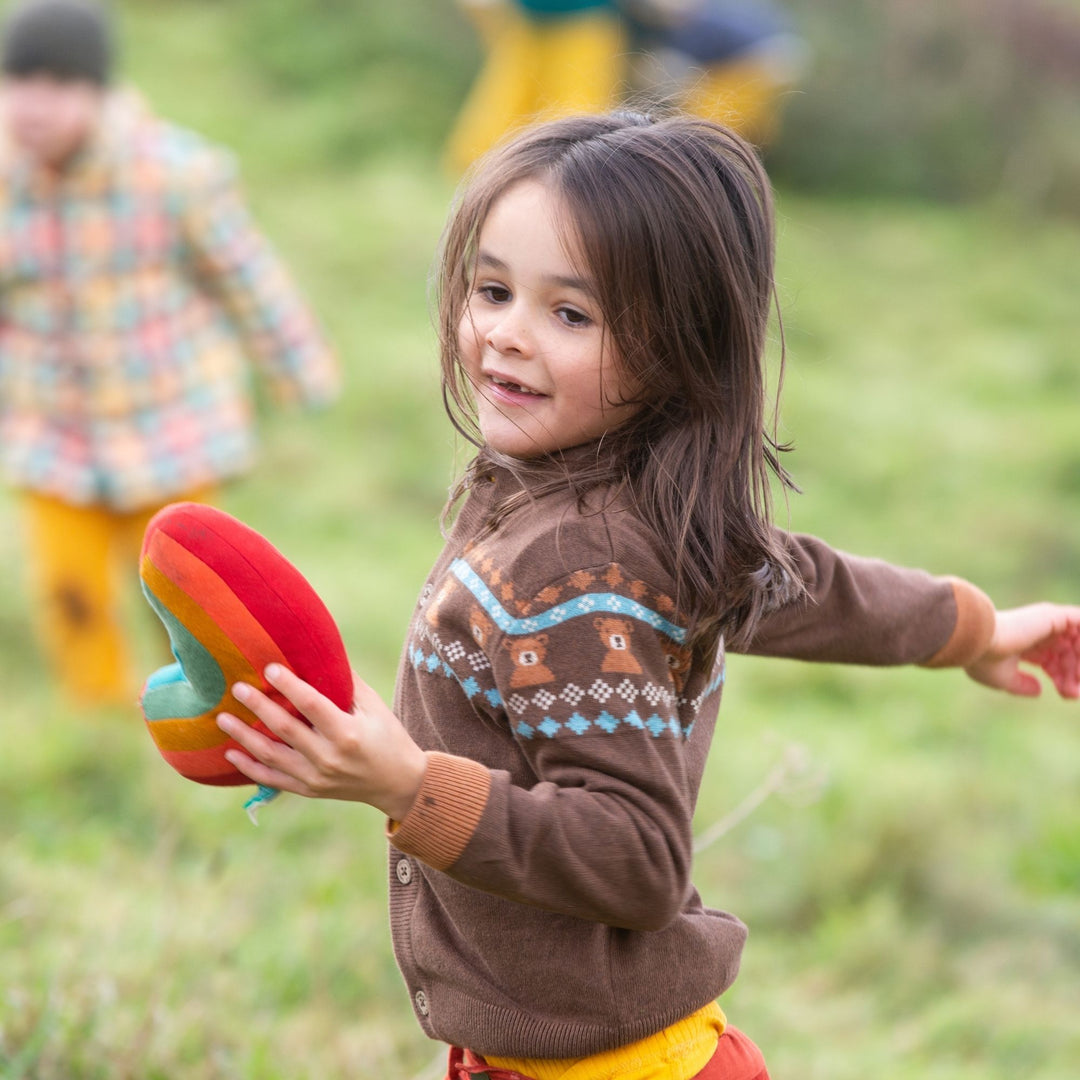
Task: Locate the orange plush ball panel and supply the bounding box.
[139,502,352,786]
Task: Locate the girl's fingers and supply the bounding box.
[1051,676,1080,700]
[217,708,303,768]
[232,677,321,754]
[217,708,277,756]
[263,663,345,736]
[222,743,307,795]
[1044,644,1080,698]
[1023,625,1080,699]
[1008,670,1043,697]
[217,711,314,793]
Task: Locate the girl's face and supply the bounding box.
[458,179,640,459]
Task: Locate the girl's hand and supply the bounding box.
[965,603,1080,699]
[216,664,428,821]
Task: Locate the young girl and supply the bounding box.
[215,112,1080,1080]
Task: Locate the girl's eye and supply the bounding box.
[558,306,592,328]
[477,284,510,304]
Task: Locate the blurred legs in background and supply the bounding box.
[20,488,214,705]
[446,0,806,175]
[444,0,625,174]
[678,56,791,146]
[626,0,807,146]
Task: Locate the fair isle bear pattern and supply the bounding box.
[410,556,726,742]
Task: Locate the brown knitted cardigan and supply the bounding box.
[386,457,994,1058]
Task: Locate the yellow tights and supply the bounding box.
[444,7,625,175]
[19,489,213,705]
[678,57,788,147]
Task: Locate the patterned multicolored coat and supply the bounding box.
[0,92,339,510]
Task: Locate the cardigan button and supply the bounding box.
[414,989,430,1016]
[395,858,413,885]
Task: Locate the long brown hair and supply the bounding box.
[436,112,804,651]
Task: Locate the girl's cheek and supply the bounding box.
[458,311,484,358]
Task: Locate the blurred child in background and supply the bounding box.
[445,0,805,173]
[0,0,339,705]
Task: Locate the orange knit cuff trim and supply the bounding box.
[922,578,996,668]
[386,751,491,871]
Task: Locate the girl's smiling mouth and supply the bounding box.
[487,373,547,400]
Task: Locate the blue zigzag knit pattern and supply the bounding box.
[451,558,689,643]
[409,558,727,743]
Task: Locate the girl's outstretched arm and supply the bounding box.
[742,534,1080,699]
[216,665,428,822]
[965,604,1080,699]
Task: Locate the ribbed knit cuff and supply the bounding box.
[922,578,996,668]
[387,751,491,871]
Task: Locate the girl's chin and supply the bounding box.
[481,433,548,458]
[478,420,547,457]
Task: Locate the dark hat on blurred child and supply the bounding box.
[2,0,113,85]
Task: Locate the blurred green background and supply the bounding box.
[2,1,1080,1077]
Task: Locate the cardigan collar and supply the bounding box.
[451,438,631,544]
[467,439,622,497]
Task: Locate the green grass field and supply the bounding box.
[2,3,1080,1078]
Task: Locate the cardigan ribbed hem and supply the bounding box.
[388,751,491,871]
[484,1000,726,1080]
[922,578,996,668]
[436,989,729,1061]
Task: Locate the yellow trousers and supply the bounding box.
[20,489,213,705]
[678,57,789,147]
[444,7,625,175]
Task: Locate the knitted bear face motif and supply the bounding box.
[139,503,352,787]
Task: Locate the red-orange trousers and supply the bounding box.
[446,1026,769,1080]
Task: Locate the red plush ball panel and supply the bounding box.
[139,502,352,786]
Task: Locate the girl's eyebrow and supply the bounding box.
[476,250,596,296]
[476,251,509,272]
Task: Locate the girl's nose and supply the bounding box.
[485,307,531,356]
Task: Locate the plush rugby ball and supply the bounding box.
[138,502,352,787]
